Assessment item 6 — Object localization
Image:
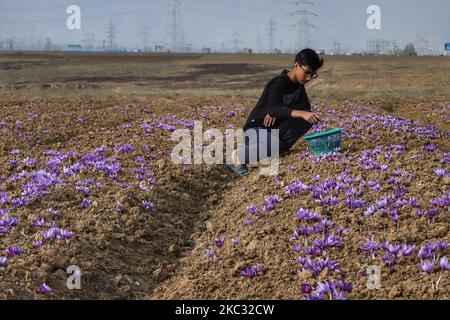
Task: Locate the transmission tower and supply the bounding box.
[106,18,116,51]
[267,17,276,53]
[290,0,317,50]
[165,0,185,52]
[140,25,151,51]
[333,40,341,55]
[415,34,429,56]
[82,32,96,49]
[231,31,242,52]
[255,31,262,54]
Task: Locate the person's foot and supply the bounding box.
[231,150,241,165]
[227,164,250,176]
[228,150,249,176]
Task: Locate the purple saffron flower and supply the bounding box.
[12,196,29,208]
[240,265,264,278]
[59,229,75,240]
[427,208,441,221]
[401,244,416,257]
[433,168,448,177]
[33,240,43,248]
[296,208,321,221]
[431,194,450,208]
[204,247,217,261]
[0,209,9,217]
[359,235,382,259]
[423,144,437,152]
[47,208,60,217]
[345,197,366,210]
[37,283,52,294]
[227,111,236,118]
[214,237,225,249]
[246,205,258,215]
[418,260,434,275]
[80,198,92,209]
[8,160,19,169]
[301,283,312,294]
[440,257,450,271]
[43,227,60,240]
[231,237,240,246]
[5,246,23,257]
[142,200,156,212]
[0,256,7,266]
[116,201,124,213]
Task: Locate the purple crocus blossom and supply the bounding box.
[418,260,434,275]
[240,265,264,278]
[5,246,23,257]
[204,247,217,261]
[80,198,92,209]
[142,200,156,212]
[418,241,448,260]
[440,257,450,271]
[345,197,366,209]
[246,205,258,215]
[262,194,283,212]
[300,283,312,294]
[116,201,124,213]
[423,144,437,152]
[231,237,240,246]
[37,283,52,294]
[33,240,43,248]
[296,208,321,222]
[359,235,382,259]
[214,237,225,249]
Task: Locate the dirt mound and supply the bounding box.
[0,97,448,299]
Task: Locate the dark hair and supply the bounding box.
[294,48,323,71]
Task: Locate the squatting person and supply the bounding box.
[228,48,323,176]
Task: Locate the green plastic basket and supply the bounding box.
[303,128,343,155]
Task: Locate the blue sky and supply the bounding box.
[0,0,449,52]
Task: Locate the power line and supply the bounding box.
[255,30,262,54]
[266,17,276,53]
[165,0,185,52]
[106,18,116,51]
[140,25,151,50]
[231,31,242,52]
[0,6,163,25]
[0,0,142,12]
[289,0,317,50]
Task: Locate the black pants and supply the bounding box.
[236,117,313,164]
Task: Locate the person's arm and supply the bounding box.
[291,109,321,124]
[266,80,295,120]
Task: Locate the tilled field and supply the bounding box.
[0,96,448,299]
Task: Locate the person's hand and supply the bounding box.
[264,114,277,127]
[301,111,321,124]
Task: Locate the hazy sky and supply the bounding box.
[0,0,449,52]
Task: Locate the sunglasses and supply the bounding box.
[299,65,318,79]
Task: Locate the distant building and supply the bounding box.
[201,47,212,54]
[445,43,450,56]
[317,49,325,55]
[243,48,253,54]
[64,44,82,52]
[154,45,164,52]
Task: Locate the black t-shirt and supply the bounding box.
[243,69,311,131]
